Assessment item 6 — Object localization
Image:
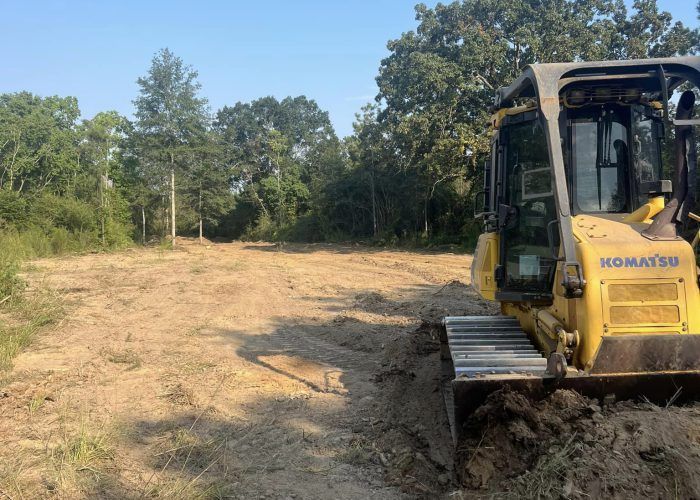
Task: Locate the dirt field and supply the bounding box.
[0,241,474,498]
[2,240,700,499]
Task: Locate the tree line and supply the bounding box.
[0,0,698,253]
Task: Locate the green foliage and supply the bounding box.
[31,193,96,232]
[214,94,343,240]
[327,0,698,244]
[242,212,275,241]
[0,189,28,227]
[0,92,80,194]
[1,7,699,250]
[131,47,211,241]
[0,259,23,300]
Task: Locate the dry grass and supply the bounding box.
[0,455,35,499]
[161,383,198,407]
[336,437,374,465]
[0,288,62,371]
[179,360,216,374]
[0,417,118,497]
[504,435,582,499]
[141,421,239,499]
[143,476,236,499]
[190,264,206,275]
[101,347,142,370]
[184,322,210,337]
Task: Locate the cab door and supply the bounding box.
[496,114,559,302]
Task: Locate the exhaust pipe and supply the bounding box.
[643,90,697,240]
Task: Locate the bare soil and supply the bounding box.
[1,240,699,499]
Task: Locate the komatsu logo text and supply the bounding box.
[600,255,680,269]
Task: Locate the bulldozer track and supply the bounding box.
[443,315,546,377]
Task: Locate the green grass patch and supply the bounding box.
[49,419,116,492]
[0,219,133,370]
[0,304,58,371]
[54,425,114,471]
[0,290,62,371]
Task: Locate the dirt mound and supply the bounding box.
[354,291,387,307]
[457,388,700,499]
[368,321,454,496]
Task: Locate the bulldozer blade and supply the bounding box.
[449,370,700,442]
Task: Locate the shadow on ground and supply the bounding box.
[103,281,489,499]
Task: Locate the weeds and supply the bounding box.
[161,383,198,406]
[507,435,582,498]
[142,423,236,499]
[180,360,216,374]
[185,322,210,337]
[55,427,114,471]
[190,264,206,274]
[159,239,174,251]
[143,476,236,499]
[101,347,142,370]
[28,393,48,415]
[51,419,115,488]
[222,260,246,272]
[0,290,62,371]
[0,225,102,371]
[0,260,24,300]
[0,456,33,499]
[336,437,374,465]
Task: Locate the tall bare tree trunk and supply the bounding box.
[198,184,203,245]
[163,195,168,238]
[170,160,176,245]
[424,194,429,236]
[276,168,282,226]
[141,206,146,245]
[99,175,105,246]
[370,169,377,237]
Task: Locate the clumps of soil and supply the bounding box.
[365,321,454,496]
[354,291,387,309]
[457,388,700,499]
[418,280,497,324]
[355,284,501,497]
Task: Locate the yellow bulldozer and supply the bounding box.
[441,56,700,441]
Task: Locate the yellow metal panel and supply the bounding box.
[601,278,686,332]
[570,214,700,370]
[608,283,678,302]
[610,305,680,324]
[471,232,499,301]
[481,212,700,372]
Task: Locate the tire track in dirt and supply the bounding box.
[272,327,383,374]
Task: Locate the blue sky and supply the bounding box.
[0,1,694,138]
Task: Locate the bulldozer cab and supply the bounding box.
[478,57,700,303]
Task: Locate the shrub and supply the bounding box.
[242,213,275,241]
[0,260,24,300]
[30,193,97,233]
[0,189,28,228]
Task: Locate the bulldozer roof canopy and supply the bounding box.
[495,56,700,108]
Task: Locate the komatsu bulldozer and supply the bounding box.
[441,56,700,441]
